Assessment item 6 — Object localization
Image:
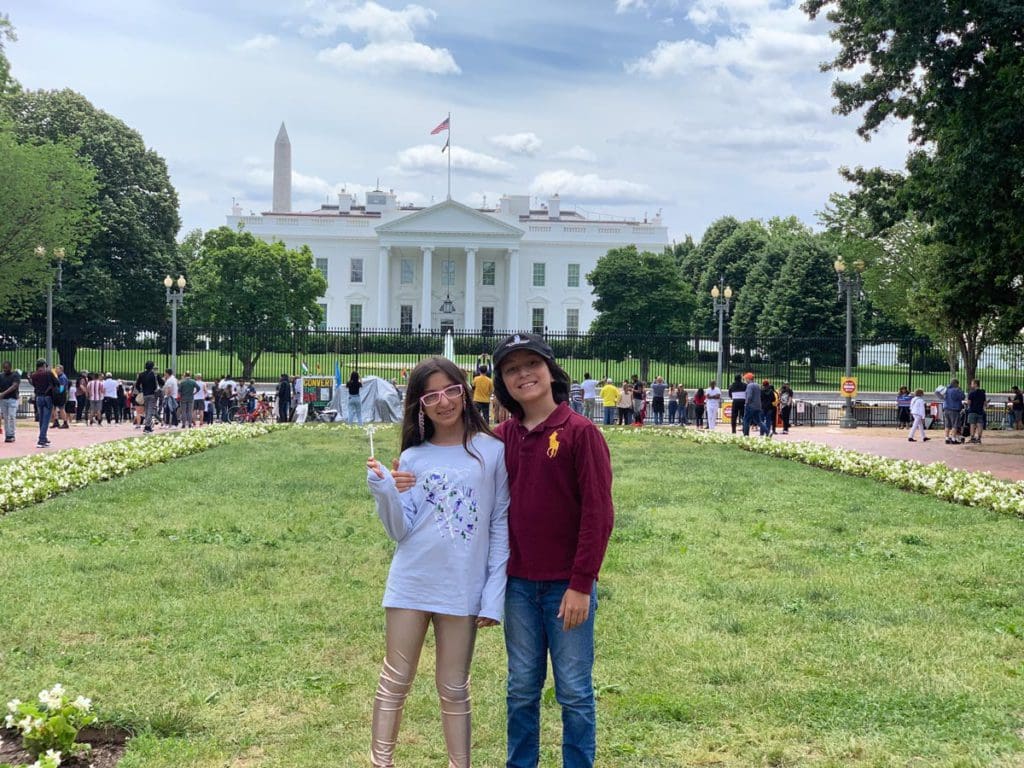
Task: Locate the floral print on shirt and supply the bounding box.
[421,470,479,545]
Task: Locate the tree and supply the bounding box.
[186,227,327,379]
[5,88,181,374]
[0,13,17,101]
[587,245,696,380]
[0,128,97,311]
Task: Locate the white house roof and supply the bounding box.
[376,199,524,249]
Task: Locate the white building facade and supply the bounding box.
[225,126,669,333]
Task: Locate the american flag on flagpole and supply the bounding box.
[430,117,450,135]
[441,136,450,153]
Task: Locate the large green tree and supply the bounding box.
[587,245,696,380]
[186,227,327,379]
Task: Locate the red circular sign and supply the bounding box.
[841,380,856,394]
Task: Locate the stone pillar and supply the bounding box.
[377,245,390,328]
[506,248,520,331]
[464,247,477,331]
[421,246,433,329]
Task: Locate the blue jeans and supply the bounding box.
[2,398,17,439]
[759,409,773,436]
[603,406,615,425]
[505,577,597,768]
[35,395,53,444]
[347,394,362,425]
[743,407,760,436]
[570,399,583,415]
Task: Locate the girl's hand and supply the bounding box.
[475,617,499,628]
[367,457,384,479]
[391,458,416,493]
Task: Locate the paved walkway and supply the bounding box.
[1,420,155,461]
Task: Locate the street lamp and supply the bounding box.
[834,258,865,429]
[711,279,733,387]
[164,275,187,374]
[35,245,65,366]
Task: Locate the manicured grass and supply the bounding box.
[0,428,1022,766]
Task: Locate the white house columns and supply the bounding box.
[377,245,390,327]
[420,246,433,328]
[506,247,520,330]
[464,246,477,332]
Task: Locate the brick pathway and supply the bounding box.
[1,419,160,461]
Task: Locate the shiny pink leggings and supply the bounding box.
[371,608,477,767]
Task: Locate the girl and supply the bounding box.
[347,370,363,426]
[490,333,614,768]
[908,388,929,442]
[693,387,706,429]
[366,356,509,768]
[778,382,794,434]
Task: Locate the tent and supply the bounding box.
[325,375,404,423]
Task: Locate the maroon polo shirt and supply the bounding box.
[495,401,614,594]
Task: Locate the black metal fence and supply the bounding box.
[2,323,1022,395]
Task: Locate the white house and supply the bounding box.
[225,124,669,333]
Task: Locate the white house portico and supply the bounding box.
[225,125,669,333]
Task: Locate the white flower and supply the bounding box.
[72,695,92,712]
[45,748,63,764]
[6,697,20,713]
[18,714,33,733]
[4,713,14,727]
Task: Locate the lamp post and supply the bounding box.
[834,258,865,429]
[36,245,65,366]
[164,275,187,374]
[711,279,733,387]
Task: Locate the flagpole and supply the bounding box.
[447,111,452,200]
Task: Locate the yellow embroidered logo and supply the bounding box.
[547,430,561,458]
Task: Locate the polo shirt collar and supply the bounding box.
[513,401,573,434]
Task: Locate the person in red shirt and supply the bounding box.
[491,333,613,768]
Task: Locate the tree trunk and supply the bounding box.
[239,349,263,381]
[808,358,818,385]
[640,356,650,383]
[56,337,78,377]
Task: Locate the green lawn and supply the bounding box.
[1,428,1022,766]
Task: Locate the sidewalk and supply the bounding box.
[1,419,154,461]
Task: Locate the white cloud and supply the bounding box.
[393,145,514,178]
[489,132,543,156]
[234,34,279,53]
[529,169,664,205]
[317,41,459,73]
[615,0,647,12]
[552,145,598,164]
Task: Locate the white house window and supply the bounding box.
[316,258,329,281]
[442,259,456,285]
[567,263,580,288]
[350,303,362,330]
[482,261,496,286]
[566,308,579,334]
[532,262,545,287]
[317,303,328,331]
[531,307,545,334]
[481,306,494,335]
[400,259,414,284]
[350,258,364,284]
[400,304,413,333]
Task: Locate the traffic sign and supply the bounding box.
[840,377,858,398]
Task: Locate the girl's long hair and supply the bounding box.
[400,356,493,459]
[492,357,571,421]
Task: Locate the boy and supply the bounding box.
[491,333,614,768]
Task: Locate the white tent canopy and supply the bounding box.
[327,375,403,423]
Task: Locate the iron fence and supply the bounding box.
[1,323,1021,395]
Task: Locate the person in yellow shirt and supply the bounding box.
[472,365,494,423]
[599,378,620,425]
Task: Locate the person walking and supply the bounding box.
[778,382,794,434]
[366,356,509,768]
[942,378,966,444]
[276,373,291,423]
[0,360,20,443]
[581,373,598,422]
[134,362,163,434]
[472,365,493,423]
[966,379,987,444]
[742,374,761,437]
[29,359,55,448]
[907,388,929,442]
[706,380,722,431]
[728,374,746,434]
[346,371,364,426]
[692,387,706,429]
[600,378,619,426]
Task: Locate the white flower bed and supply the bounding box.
[603,427,1024,518]
[0,423,286,516]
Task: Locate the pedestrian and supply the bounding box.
[650,376,666,425]
[75,370,89,423]
[693,387,706,429]
[87,373,104,426]
[760,378,777,437]
[907,388,929,442]
[677,385,689,426]
[347,371,363,426]
[617,381,632,425]
[472,364,493,423]
[778,382,794,434]
[600,378,618,426]
[276,373,291,423]
[706,380,722,431]
[1011,385,1023,431]
[569,379,584,416]
[630,376,645,423]
[966,379,986,444]
[581,373,598,422]
[365,356,509,768]
[728,374,746,434]
[51,364,70,429]
[133,361,162,434]
[29,359,55,448]
[0,360,20,443]
[667,385,678,425]
[101,373,119,424]
[163,368,179,428]
[896,386,912,429]
[179,371,198,429]
[942,378,966,444]
[489,332,614,768]
[244,380,257,414]
[742,373,761,437]
[292,373,304,420]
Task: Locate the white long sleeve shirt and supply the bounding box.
[367,433,510,622]
[910,396,926,418]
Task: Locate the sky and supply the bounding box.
[5,0,913,243]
